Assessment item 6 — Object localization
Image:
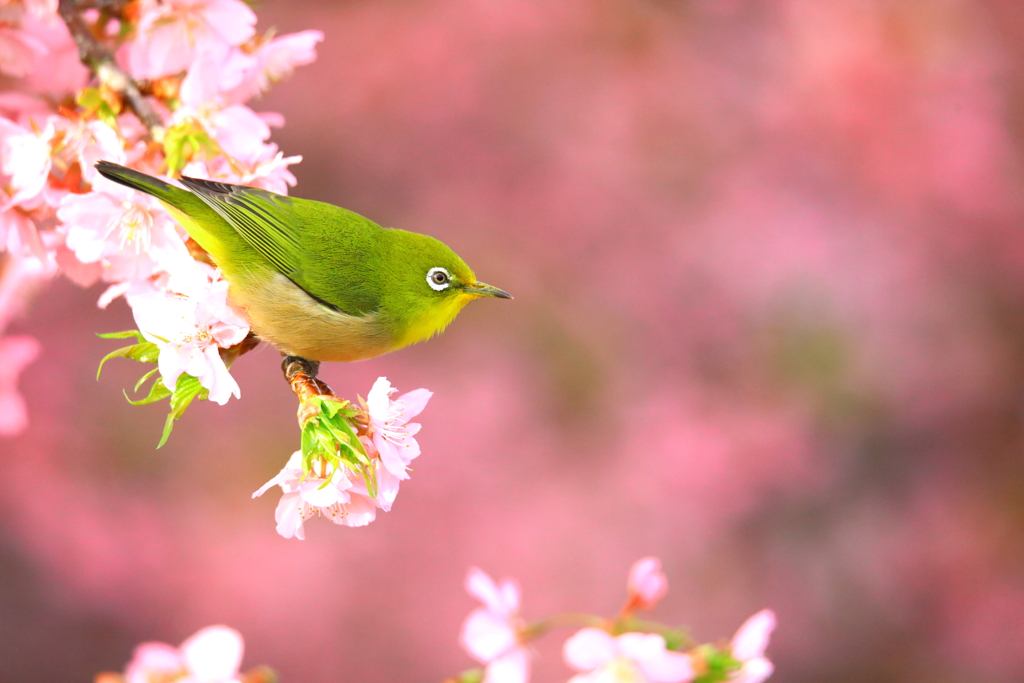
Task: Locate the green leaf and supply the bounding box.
[134,367,161,393]
[692,646,741,683]
[157,374,209,448]
[76,87,103,110]
[97,340,161,379]
[125,376,172,406]
[163,120,222,176]
[97,330,145,340]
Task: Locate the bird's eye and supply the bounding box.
[426,267,451,291]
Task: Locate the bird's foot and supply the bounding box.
[282,355,345,426]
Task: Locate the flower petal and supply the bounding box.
[627,557,667,608]
[366,376,394,420]
[337,492,377,527]
[125,642,181,683]
[563,628,617,672]
[179,625,243,681]
[465,567,504,612]
[731,610,776,661]
[274,491,306,540]
[396,388,432,420]
[460,608,517,663]
[484,647,530,683]
[731,657,774,683]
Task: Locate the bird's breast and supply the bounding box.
[229,272,396,362]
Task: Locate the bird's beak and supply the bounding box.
[463,281,513,299]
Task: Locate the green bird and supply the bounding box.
[95,161,511,363]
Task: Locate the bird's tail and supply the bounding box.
[95,161,183,204]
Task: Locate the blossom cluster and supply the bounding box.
[456,558,775,683]
[95,624,264,683]
[254,377,432,539]
[0,0,322,427]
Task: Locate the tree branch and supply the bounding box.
[57,0,165,140]
[281,355,345,426]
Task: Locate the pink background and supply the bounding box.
[4,1,1024,681]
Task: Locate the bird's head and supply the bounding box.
[384,230,511,348]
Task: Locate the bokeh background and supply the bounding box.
[4,0,1024,681]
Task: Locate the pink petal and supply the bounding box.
[298,477,347,508]
[396,388,432,420]
[375,432,410,480]
[460,608,517,663]
[731,610,776,661]
[274,491,306,540]
[563,628,616,672]
[336,493,377,527]
[180,625,243,680]
[366,377,394,421]
[484,647,530,683]
[627,557,668,607]
[202,0,257,46]
[125,642,181,683]
[731,657,774,683]
[375,466,401,512]
[465,567,519,614]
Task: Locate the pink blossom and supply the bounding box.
[0,206,45,258]
[729,610,775,683]
[0,25,46,77]
[58,181,190,284]
[459,567,531,683]
[626,557,668,610]
[126,0,257,80]
[0,335,38,436]
[222,30,324,103]
[0,116,52,210]
[177,44,252,108]
[252,451,378,539]
[128,266,249,404]
[56,119,125,186]
[366,377,432,481]
[21,13,88,95]
[124,624,244,683]
[182,145,300,196]
[0,251,53,332]
[564,629,694,683]
[174,52,273,165]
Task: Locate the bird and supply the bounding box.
[94,161,511,364]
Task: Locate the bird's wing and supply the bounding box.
[177,175,304,281]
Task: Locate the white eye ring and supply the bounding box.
[427,267,451,291]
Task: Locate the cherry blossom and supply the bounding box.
[124,624,244,683]
[459,567,531,683]
[129,266,249,405]
[563,629,694,683]
[366,376,432,482]
[126,0,257,80]
[0,25,46,77]
[626,557,668,611]
[728,610,776,683]
[21,12,88,95]
[58,182,190,284]
[222,30,324,103]
[0,116,52,210]
[252,450,378,539]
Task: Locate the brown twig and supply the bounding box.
[57,0,165,140]
[281,355,344,426]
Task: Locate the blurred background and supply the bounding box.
[4,0,1024,681]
